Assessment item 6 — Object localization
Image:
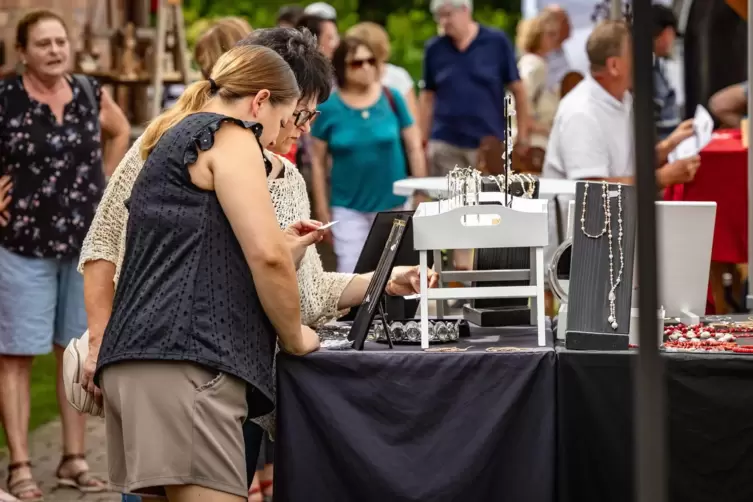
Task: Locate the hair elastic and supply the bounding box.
[208,78,219,93]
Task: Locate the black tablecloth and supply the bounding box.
[275,330,556,502]
[557,348,753,502]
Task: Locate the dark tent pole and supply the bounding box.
[747,0,753,310]
[632,0,667,500]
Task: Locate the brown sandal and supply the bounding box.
[6,461,43,502]
[55,454,107,493]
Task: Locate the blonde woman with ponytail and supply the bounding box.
[90,45,319,502]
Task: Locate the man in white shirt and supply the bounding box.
[543,20,699,187]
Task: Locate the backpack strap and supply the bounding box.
[71,74,99,115]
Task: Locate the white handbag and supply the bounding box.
[62,330,105,418]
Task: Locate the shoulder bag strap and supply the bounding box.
[382,87,411,176]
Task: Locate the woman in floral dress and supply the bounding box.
[0,9,130,501]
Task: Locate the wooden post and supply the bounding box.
[149,0,189,119]
[150,0,167,119]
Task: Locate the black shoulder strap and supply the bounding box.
[72,74,99,114]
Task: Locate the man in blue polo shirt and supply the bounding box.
[419,0,531,176]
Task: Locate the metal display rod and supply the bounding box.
[747,0,753,310]
[632,0,667,499]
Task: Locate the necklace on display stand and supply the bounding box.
[580,182,626,330]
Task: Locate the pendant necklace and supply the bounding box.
[606,184,625,330]
[361,110,370,119]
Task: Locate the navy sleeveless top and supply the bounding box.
[95,112,277,418]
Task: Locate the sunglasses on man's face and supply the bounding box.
[348,57,377,69]
[292,109,320,127]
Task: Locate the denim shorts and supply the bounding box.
[0,246,87,355]
[122,496,141,502]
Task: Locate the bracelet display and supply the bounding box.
[317,319,465,345]
[372,319,462,344]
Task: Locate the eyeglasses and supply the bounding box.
[348,57,377,69]
[293,109,320,127]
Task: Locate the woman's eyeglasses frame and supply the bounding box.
[292,109,320,127]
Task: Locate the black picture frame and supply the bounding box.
[339,210,433,321]
[348,219,409,350]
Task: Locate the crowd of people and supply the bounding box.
[0,0,744,501]
[0,3,439,501]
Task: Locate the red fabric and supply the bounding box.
[281,142,298,164]
[663,129,748,314]
[664,129,748,263]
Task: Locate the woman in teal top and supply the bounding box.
[310,36,426,272]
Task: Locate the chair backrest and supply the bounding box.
[513,146,546,174]
[478,138,546,175]
[560,71,584,99]
[477,136,506,174]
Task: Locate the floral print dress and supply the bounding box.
[0,75,105,259]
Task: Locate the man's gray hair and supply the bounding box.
[430,0,473,14]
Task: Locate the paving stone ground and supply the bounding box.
[0,417,120,502]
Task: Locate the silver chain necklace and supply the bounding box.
[581,182,625,330]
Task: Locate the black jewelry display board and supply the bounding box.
[348,219,408,350]
[565,182,637,350]
[464,177,541,327]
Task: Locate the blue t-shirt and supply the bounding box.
[423,25,520,149]
[311,88,411,213]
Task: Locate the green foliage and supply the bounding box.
[0,353,60,450]
[182,0,520,81]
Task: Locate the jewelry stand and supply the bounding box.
[565,181,637,350]
[414,193,549,348]
[348,219,408,350]
[463,176,541,327]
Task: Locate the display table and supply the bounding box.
[664,129,748,313]
[275,327,556,502]
[393,176,577,200]
[558,347,753,502]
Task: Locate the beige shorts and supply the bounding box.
[100,360,248,498]
[427,139,478,177]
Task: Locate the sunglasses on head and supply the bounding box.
[348,57,377,69]
[292,109,320,127]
